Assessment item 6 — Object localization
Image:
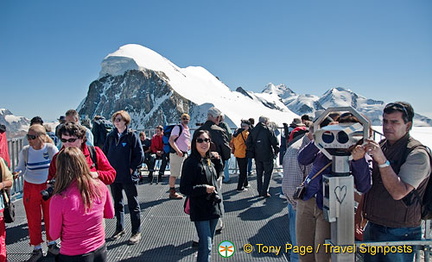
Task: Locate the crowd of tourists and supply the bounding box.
[0,101,430,262]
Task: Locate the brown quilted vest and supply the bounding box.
[363,134,428,228]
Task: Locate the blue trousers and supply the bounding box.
[287,203,299,262]
[110,182,141,234]
[194,219,218,262]
[363,222,420,262]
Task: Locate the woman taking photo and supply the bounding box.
[180,130,223,262]
[49,147,114,262]
[13,124,59,261]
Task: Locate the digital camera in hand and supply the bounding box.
[40,179,55,201]
[207,192,222,204]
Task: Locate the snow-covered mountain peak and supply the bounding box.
[262,83,295,99]
[99,44,182,78]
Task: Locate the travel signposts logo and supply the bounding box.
[218,240,235,258]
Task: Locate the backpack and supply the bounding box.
[92,119,113,148]
[408,145,432,220]
[162,124,183,154]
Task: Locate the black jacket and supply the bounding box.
[103,128,144,183]
[180,153,223,221]
[246,122,280,162]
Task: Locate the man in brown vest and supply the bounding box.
[360,101,431,262]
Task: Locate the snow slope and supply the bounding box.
[99,44,298,126]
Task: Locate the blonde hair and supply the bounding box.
[54,147,102,211]
[28,124,53,144]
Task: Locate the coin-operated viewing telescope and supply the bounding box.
[313,107,370,262]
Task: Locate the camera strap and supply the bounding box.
[302,161,332,186]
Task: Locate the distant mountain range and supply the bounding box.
[2,44,431,138]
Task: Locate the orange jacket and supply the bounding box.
[230,129,249,158]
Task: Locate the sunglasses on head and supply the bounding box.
[26,134,38,140]
[196,138,211,143]
[61,138,78,143]
[385,102,408,117]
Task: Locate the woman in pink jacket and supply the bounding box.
[49,147,114,261]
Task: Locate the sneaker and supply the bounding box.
[47,243,60,256]
[27,248,43,262]
[244,184,250,188]
[110,229,125,240]
[237,188,248,192]
[128,232,142,245]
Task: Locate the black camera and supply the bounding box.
[207,192,222,204]
[40,180,55,201]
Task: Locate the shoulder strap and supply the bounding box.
[175,124,183,142]
[301,161,332,186]
[87,145,98,169]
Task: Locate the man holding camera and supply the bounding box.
[360,101,431,262]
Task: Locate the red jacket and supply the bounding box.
[150,134,163,153]
[48,144,116,185]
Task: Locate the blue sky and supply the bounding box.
[1,0,431,121]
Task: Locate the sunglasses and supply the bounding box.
[114,117,123,122]
[26,134,38,140]
[182,118,190,121]
[196,138,211,143]
[385,102,408,117]
[61,138,78,143]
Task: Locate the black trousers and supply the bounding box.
[56,244,107,262]
[236,157,248,190]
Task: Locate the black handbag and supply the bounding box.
[2,189,15,223]
[293,162,331,200]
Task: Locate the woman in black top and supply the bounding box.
[180,130,223,262]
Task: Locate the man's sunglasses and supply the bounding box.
[196,138,211,143]
[26,134,38,140]
[385,102,408,117]
[61,138,78,143]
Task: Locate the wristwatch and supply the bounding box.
[378,160,391,168]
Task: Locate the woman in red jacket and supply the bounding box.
[48,122,116,185]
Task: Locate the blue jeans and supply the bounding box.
[247,158,252,175]
[194,219,218,262]
[287,203,299,262]
[223,159,230,181]
[363,222,420,262]
[111,182,141,234]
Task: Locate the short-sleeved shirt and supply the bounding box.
[171,125,191,152]
[400,148,431,189]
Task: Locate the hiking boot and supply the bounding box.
[128,232,142,245]
[47,243,60,256]
[169,188,183,199]
[27,248,43,262]
[110,229,125,240]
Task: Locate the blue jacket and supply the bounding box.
[103,128,144,183]
[298,141,372,209]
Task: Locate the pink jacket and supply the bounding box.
[49,180,114,256]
